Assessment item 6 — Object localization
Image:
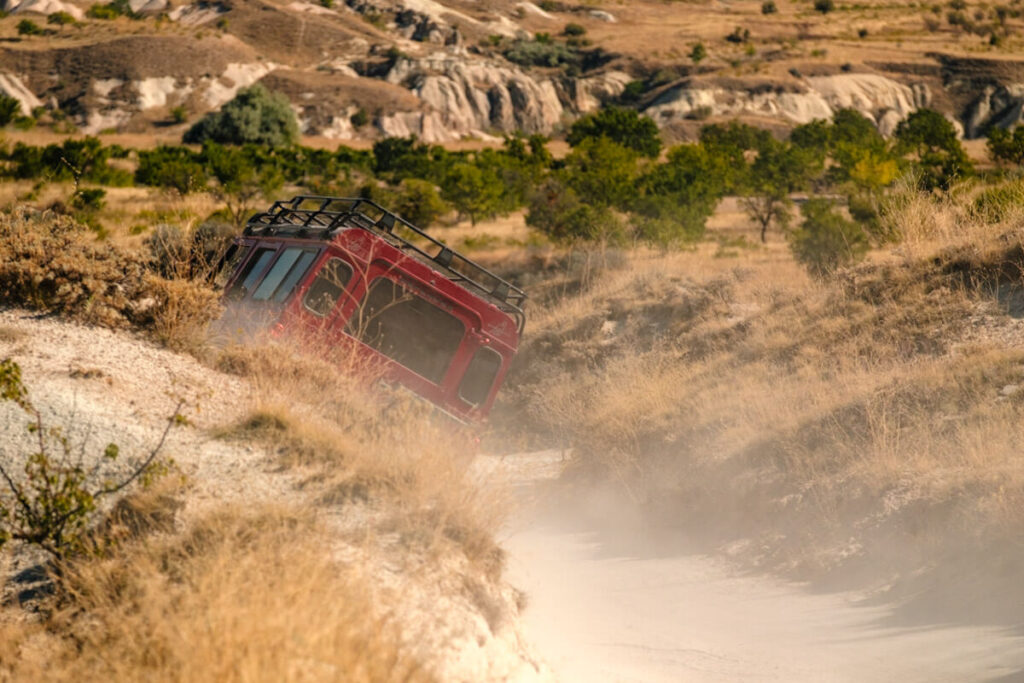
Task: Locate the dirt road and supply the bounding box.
[490,455,1024,683]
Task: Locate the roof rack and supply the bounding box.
[243,196,527,333]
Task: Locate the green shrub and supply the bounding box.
[136,146,208,194]
[690,42,708,64]
[17,19,44,35]
[789,199,869,278]
[71,187,107,212]
[814,0,836,13]
[0,95,20,127]
[761,1,777,13]
[47,11,77,25]
[562,22,586,36]
[184,85,300,148]
[170,105,188,124]
[503,38,579,69]
[350,108,369,128]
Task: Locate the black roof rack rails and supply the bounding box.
[243,196,527,333]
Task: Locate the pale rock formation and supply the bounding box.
[7,0,83,18]
[128,0,168,15]
[380,52,565,140]
[645,73,932,136]
[0,73,43,115]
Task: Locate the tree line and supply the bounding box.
[1,82,1016,277]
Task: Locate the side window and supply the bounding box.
[214,244,251,289]
[348,278,465,385]
[251,248,317,302]
[302,258,354,317]
[228,247,276,299]
[459,347,503,406]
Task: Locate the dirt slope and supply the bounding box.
[0,307,547,681]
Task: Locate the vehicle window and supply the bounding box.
[303,258,354,317]
[214,244,251,289]
[459,347,503,406]
[229,247,276,299]
[251,248,316,302]
[349,278,465,385]
[272,250,318,303]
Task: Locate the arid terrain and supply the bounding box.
[6,0,1024,143]
[2,0,1024,679]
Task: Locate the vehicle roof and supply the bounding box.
[243,196,527,333]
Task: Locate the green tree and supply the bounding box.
[201,143,284,227]
[392,178,448,227]
[440,162,503,225]
[17,19,44,35]
[789,199,869,278]
[741,139,816,242]
[987,125,1024,166]
[561,137,640,210]
[633,143,730,243]
[526,177,627,244]
[699,120,773,192]
[567,106,662,158]
[184,85,300,148]
[894,108,972,190]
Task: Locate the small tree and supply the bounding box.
[441,163,503,225]
[567,106,662,158]
[814,0,835,13]
[561,137,640,210]
[740,139,816,242]
[789,199,869,278]
[184,85,300,148]
[987,125,1024,166]
[17,19,44,35]
[202,143,284,227]
[761,1,777,13]
[894,108,972,190]
[0,359,181,559]
[393,178,448,227]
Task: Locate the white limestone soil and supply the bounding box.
[492,454,1024,683]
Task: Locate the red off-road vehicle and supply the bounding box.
[215,196,526,424]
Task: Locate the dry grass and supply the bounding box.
[0,497,424,683]
[215,340,508,578]
[0,206,222,352]
[499,182,1024,575]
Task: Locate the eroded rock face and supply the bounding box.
[369,52,628,142]
[644,73,931,137]
[964,84,1024,138]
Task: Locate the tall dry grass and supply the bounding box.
[500,181,1024,576]
[1,496,424,683]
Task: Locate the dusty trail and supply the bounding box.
[488,454,1024,683]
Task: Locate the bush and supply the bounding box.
[136,146,208,194]
[789,199,869,278]
[350,108,369,128]
[562,22,586,36]
[0,359,181,559]
[17,19,43,35]
[761,1,777,13]
[47,11,76,24]
[814,0,835,13]
[170,105,187,124]
[184,85,300,148]
[690,42,708,64]
[526,177,627,244]
[0,207,221,341]
[726,26,751,43]
[71,187,107,212]
[503,37,579,69]
[0,94,20,127]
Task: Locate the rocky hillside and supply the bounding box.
[4,0,1024,141]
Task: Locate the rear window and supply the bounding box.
[459,347,503,406]
[251,248,318,303]
[348,278,465,385]
[303,258,354,317]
